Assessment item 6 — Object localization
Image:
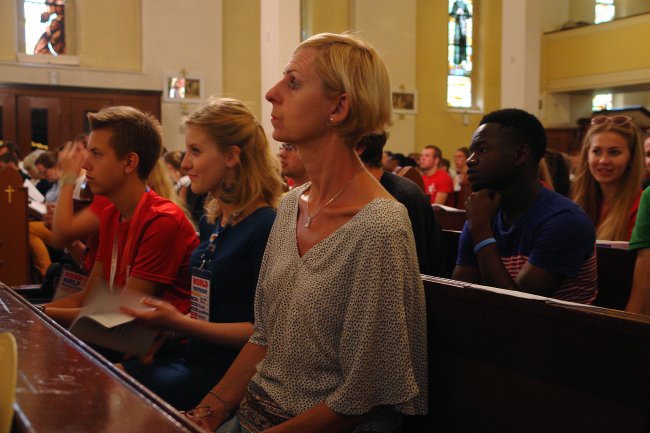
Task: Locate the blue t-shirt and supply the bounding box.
[184,206,276,366]
[457,187,598,304]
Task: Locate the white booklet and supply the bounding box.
[69,283,157,355]
[432,203,465,213]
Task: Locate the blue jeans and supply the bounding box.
[215,416,252,433]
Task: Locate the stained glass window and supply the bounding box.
[447,0,473,108]
[595,0,615,24]
[592,93,613,112]
[23,0,66,55]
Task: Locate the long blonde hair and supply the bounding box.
[147,158,190,217]
[572,120,644,240]
[183,98,283,224]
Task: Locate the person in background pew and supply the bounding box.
[357,131,445,276]
[22,149,50,195]
[572,115,644,241]
[277,142,309,189]
[453,108,598,304]
[121,98,282,411]
[189,33,427,433]
[543,149,571,197]
[0,152,30,181]
[28,151,63,277]
[452,146,469,192]
[626,187,650,315]
[34,151,62,202]
[43,106,198,328]
[164,150,191,204]
[420,144,455,206]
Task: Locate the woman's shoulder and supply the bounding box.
[275,183,308,218]
[353,198,411,235]
[237,206,277,236]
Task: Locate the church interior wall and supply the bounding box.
[1,0,648,156]
[0,0,223,151]
[222,0,261,120]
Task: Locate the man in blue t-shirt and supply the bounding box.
[452,108,597,303]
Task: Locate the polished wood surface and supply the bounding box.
[432,207,466,231]
[0,167,29,286]
[0,284,202,433]
[423,276,650,433]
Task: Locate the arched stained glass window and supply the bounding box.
[595,0,615,24]
[447,0,473,108]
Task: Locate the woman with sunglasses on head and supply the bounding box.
[187,33,427,433]
[121,98,283,411]
[573,115,645,241]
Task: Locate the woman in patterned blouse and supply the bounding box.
[190,33,428,433]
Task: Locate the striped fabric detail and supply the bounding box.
[500,250,598,304]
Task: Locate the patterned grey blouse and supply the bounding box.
[248,184,428,432]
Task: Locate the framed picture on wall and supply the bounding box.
[163,73,204,102]
[392,90,418,114]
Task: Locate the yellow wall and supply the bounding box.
[302,0,350,37]
[543,14,650,83]
[0,1,17,61]
[223,0,261,118]
[76,0,140,70]
[0,0,140,69]
[415,0,502,157]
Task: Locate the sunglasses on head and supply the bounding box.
[590,115,633,126]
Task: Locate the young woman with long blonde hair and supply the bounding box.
[573,115,644,241]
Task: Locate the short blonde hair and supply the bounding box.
[183,98,283,224]
[296,32,392,147]
[573,120,644,240]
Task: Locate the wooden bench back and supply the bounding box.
[594,247,636,310]
[423,276,650,433]
[0,166,29,285]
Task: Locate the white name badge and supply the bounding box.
[190,274,211,321]
[53,269,88,301]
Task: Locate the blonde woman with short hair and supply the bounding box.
[191,33,427,433]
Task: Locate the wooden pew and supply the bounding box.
[0,166,29,285]
[0,283,203,433]
[422,276,650,433]
[442,229,461,278]
[593,247,636,310]
[432,206,466,231]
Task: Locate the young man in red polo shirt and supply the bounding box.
[420,144,455,206]
[44,106,198,327]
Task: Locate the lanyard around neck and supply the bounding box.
[198,218,227,271]
[109,189,150,291]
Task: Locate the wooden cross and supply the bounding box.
[4,185,14,204]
